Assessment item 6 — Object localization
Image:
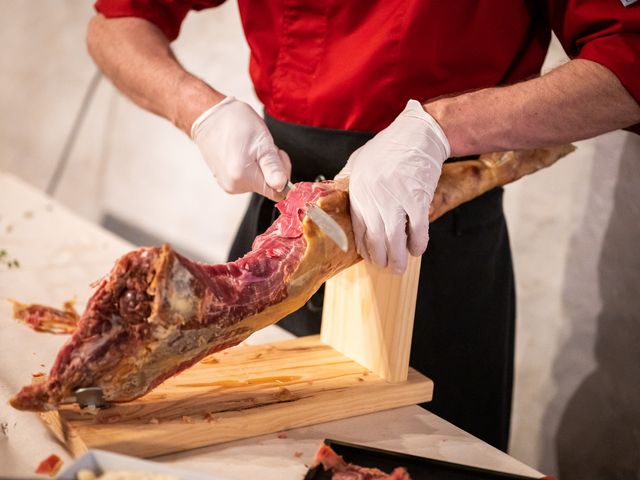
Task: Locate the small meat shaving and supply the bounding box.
[181,415,193,424]
[277,432,288,439]
[10,299,80,334]
[102,414,122,424]
[294,451,304,458]
[31,372,47,384]
[274,387,296,402]
[35,454,63,477]
[200,356,219,364]
[203,412,217,423]
[148,417,160,424]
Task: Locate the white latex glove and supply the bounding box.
[191,96,291,201]
[335,100,450,273]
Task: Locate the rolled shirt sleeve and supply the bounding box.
[94,0,225,41]
[549,0,640,133]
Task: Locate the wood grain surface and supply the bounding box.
[321,255,422,383]
[41,335,433,458]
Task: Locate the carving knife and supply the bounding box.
[283,181,348,252]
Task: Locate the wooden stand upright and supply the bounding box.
[321,255,422,382]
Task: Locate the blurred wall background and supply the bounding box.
[1,2,638,477]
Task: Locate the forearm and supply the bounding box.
[426,59,640,156]
[86,14,224,134]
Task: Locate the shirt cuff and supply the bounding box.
[578,33,640,134]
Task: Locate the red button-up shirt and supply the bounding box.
[95,0,640,134]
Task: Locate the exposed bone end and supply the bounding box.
[9,383,55,412]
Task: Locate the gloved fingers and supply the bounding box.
[263,149,292,201]
[384,207,409,274]
[257,140,289,193]
[278,148,292,179]
[408,221,430,258]
[362,209,388,269]
[252,167,285,202]
[349,199,369,262]
[236,150,280,201]
[214,150,252,194]
[405,192,431,257]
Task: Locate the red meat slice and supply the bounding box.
[35,454,63,477]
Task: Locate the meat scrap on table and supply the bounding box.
[313,443,411,480]
[35,454,63,477]
[10,298,79,334]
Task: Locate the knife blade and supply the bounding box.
[283,181,349,252]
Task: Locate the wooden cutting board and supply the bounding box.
[41,335,433,458]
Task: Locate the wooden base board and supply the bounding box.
[41,335,433,458]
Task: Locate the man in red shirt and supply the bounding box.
[87,1,640,451]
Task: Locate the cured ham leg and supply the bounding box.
[10,183,357,411]
[10,145,573,412]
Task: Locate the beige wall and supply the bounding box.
[1,0,254,262]
[2,2,639,477]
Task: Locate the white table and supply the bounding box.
[0,173,542,479]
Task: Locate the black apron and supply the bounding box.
[228,114,515,452]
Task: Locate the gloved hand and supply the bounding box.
[335,100,450,273]
[191,96,291,201]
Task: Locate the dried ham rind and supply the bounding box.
[429,144,575,221]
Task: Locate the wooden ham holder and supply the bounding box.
[42,256,432,458]
[41,145,577,457]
